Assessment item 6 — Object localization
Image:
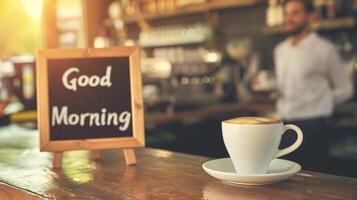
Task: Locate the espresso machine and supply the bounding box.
[141,46,225,113]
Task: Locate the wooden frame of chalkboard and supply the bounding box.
[37,47,144,154]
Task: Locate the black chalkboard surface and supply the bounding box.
[37,47,144,152]
[48,57,132,140]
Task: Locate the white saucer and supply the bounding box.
[202,158,301,185]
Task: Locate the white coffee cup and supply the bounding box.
[222,117,303,174]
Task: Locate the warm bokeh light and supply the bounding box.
[62,151,95,184]
[21,0,43,20]
[0,0,42,57]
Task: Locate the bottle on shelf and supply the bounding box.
[266,0,275,27]
[326,0,336,19]
[314,0,326,19]
[277,0,284,26]
[334,0,344,17]
[266,0,283,27]
[354,0,357,13]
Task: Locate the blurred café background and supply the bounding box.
[1,0,357,177]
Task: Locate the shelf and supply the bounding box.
[145,99,275,125]
[262,17,356,35]
[140,38,206,48]
[122,0,260,24]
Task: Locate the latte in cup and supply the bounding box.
[224,117,281,125]
[222,116,303,174]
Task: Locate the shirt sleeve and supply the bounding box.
[326,47,354,105]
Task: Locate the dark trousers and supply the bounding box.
[280,117,330,172]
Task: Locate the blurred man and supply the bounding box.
[274,0,354,171]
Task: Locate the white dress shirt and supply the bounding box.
[274,32,354,120]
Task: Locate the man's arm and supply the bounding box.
[326,48,354,104]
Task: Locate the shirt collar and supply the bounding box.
[288,32,317,48]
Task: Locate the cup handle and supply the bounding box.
[276,124,303,158]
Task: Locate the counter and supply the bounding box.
[0,125,356,200]
[145,96,275,125]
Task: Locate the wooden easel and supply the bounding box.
[38,47,144,169]
[52,149,137,169]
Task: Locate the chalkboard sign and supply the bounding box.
[37,47,144,152]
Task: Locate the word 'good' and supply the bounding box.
[62,66,112,91]
[52,106,131,131]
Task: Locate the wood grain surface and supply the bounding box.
[0,125,356,200]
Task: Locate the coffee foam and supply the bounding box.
[223,117,281,125]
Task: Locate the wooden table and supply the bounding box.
[0,125,356,200]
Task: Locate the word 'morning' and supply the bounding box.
[62,66,112,91]
[51,106,131,131]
